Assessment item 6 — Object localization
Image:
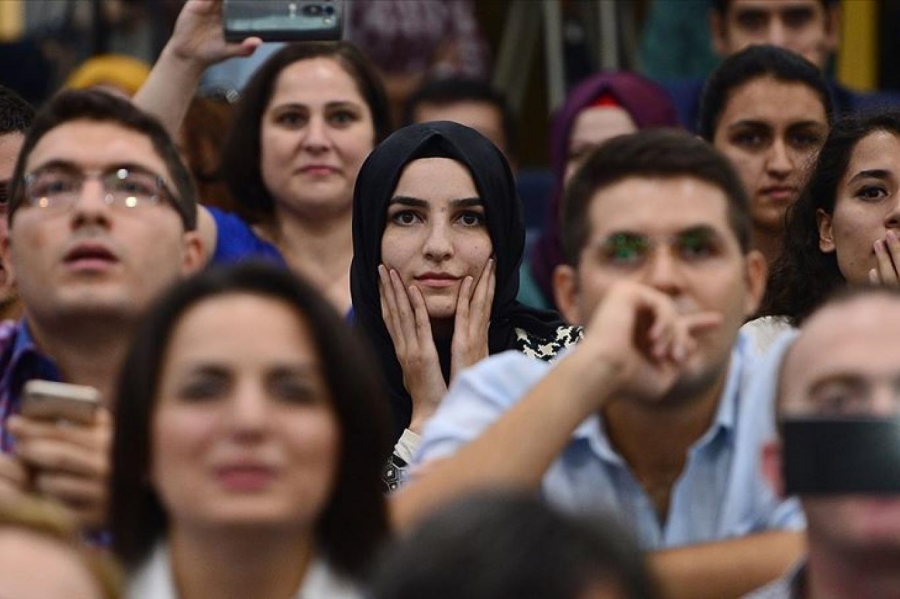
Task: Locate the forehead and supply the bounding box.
[414,102,504,148]
[570,107,637,146]
[783,297,900,402]
[394,157,477,197]
[586,176,736,239]
[719,77,827,127]
[269,57,365,106]
[727,0,825,17]
[841,131,900,183]
[26,119,170,178]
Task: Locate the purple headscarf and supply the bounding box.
[529,71,680,308]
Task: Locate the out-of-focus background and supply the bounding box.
[0,0,890,168]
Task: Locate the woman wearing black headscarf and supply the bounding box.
[350,122,581,489]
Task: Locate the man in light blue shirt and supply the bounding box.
[395,130,802,598]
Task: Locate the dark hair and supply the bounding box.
[370,492,658,599]
[760,112,900,324]
[711,0,839,14]
[560,129,752,265]
[221,42,391,222]
[699,45,833,141]
[0,85,34,136]
[110,263,392,579]
[6,89,197,230]
[404,76,516,158]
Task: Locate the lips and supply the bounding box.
[759,186,798,203]
[298,164,339,176]
[63,240,119,270]
[214,463,277,491]
[415,272,460,289]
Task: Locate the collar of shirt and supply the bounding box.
[570,331,751,465]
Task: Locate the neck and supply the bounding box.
[25,313,133,406]
[806,541,900,599]
[753,227,783,268]
[260,208,353,313]
[602,370,726,520]
[168,526,315,599]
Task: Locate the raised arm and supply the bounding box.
[390,282,722,529]
[650,531,804,599]
[133,0,260,139]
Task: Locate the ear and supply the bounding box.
[552,264,582,325]
[180,231,206,276]
[743,249,767,317]
[816,208,836,254]
[709,9,730,57]
[823,3,841,56]
[762,439,786,499]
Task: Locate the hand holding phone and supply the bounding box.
[223,0,344,42]
[10,381,111,530]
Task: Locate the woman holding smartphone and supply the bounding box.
[135,0,390,314]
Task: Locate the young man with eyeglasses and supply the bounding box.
[0,90,204,533]
[394,130,802,599]
[0,86,35,321]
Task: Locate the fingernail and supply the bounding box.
[889,230,898,242]
[875,239,884,252]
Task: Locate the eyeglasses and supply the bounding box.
[22,165,176,213]
[588,228,726,269]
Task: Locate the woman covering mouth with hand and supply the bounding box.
[350,122,581,489]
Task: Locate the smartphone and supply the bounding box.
[20,380,100,425]
[223,0,344,43]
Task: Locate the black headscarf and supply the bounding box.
[351,121,567,440]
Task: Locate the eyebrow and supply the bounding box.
[847,169,894,184]
[388,196,483,208]
[27,159,163,177]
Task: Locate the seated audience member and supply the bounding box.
[64,54,152,99]
[528,71,679,311]
[760,112,900,327]
[746,286,900,598]
[136,0,392,313]
[0,498,120,599]
[0,85,35,321]
[110,264,391,599]
[405,76,515,163]
[0,90,204,532]
[667,0,900,131]
[395,130,803,599]
[373,492,658,599]
[699,45,832,267]
[350,122,580,486]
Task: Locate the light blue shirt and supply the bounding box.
[414,330,804,550]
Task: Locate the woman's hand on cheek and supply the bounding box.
[450,258,494,380]
[871,232,900,286]
[379,265,448,433]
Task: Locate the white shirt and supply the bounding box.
[128,542,362,599]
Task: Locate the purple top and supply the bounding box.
[529,72,680,307]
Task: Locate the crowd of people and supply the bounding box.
[0,0,899,598]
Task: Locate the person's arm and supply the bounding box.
[133,0,260,139]
[391,282,722,529]
[650,531,805,599]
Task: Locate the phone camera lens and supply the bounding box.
[302,4,324,16]
[323,5,335,15]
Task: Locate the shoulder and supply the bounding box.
[298,558,362,599]
[739,316,795,357]
[513,324,583,362]
[127,543,176,599]
[206,207,285,266]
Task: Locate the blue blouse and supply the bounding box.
[207,206,286,266]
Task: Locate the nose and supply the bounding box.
[884,195,900,230]
[869,385,898,417]
[422,221,454,262]
[765,19,788,47]
[765,138,794,178]
[225,383,269,442]
[641,244,684,296]
[302,114,331,153]
[70,178,113,230]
